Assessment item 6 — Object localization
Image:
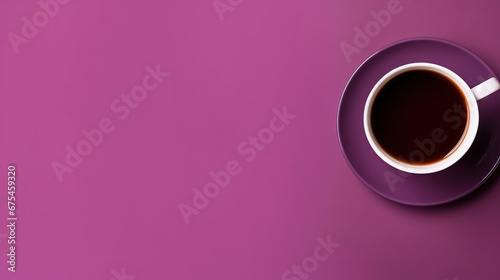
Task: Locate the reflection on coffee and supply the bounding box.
[370,70,468,165]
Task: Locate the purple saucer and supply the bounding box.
[338,37,500,206]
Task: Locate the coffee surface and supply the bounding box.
[370,70,468,165]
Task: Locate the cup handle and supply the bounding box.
[471,77,500,100]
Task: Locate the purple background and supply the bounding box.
[0,0,499,279]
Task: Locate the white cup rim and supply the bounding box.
[363,62,479,174]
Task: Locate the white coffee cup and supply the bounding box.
[364,62,500,174]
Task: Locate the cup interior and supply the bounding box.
[364,63,479,174]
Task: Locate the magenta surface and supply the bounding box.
[1,1,500,280]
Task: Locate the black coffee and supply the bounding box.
[370,70,468,165]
